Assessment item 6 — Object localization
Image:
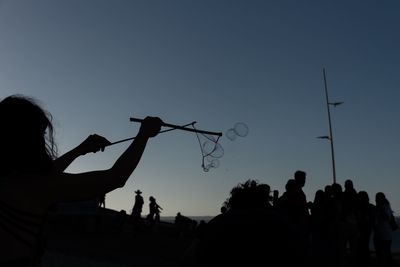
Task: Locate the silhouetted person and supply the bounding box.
[175,212,182,223]
[294,170,310,217]
[98,194,106,208]
[220,206,227,214]
[175,212,192,225]
[373,192,393,267]
[309,189,329,267]
[147,196,162,223]
[175,212,196,237]
[190,179,294,266]
[326,183,346,267]
[131,189,144,222]
[342,179,360,265]
[0,95,162,265]
[294,170,306,186]
[275,179,300,226]
[356,191,375,267]
[324,184,333,200]
[276,179,294,215]
[272,189,279,207]
[277,174,310,265]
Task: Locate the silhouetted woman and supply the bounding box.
[147,196,162,223]
[373,192,393,267]
[0,95,162,266]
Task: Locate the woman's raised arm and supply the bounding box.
[45,116,162,204]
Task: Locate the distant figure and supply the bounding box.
[220,206,227,214]
[373,192,393,267]
[175,212,196,237]
[0,95,162,264]
[175,212,192,225]
[190,179,293,266]
[147,196,162,223]
[98,194,106,208]
[131,190,144,222]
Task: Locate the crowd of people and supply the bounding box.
[185,172,397,267]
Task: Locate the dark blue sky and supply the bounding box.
[1,0,399,216]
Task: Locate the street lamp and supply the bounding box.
[317,68,343,184]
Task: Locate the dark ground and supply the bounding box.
[41,210,400,267]
[42,210,193,267]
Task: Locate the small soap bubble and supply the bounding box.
[226,128,237,141]
[234,122,249,137]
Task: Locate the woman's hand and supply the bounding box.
[138,116,163,138]
[77,134,112,155]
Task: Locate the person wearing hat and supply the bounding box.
[131,189,144,222]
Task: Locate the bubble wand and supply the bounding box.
[106,118,224,172]
[129,117,222,136]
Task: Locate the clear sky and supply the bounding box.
[1,0,399,217]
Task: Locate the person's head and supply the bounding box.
[220,206,227,214]
[149,196,155,202]
[344,179,354,191]
[358,191,369,204]
[331,183,343,197]
[314,189,325,204]
[375,192,389,206]
[0,95,56,175]
[294,170,306,188]
[285,179,297,193]
[324,185,332,197]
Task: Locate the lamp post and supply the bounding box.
[318,68,343,184]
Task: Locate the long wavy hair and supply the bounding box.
[0,95,57,175]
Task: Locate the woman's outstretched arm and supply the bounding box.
[42,116,162,204]
[52,134,111,173]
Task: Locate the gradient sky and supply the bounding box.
[1,0,399,217]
